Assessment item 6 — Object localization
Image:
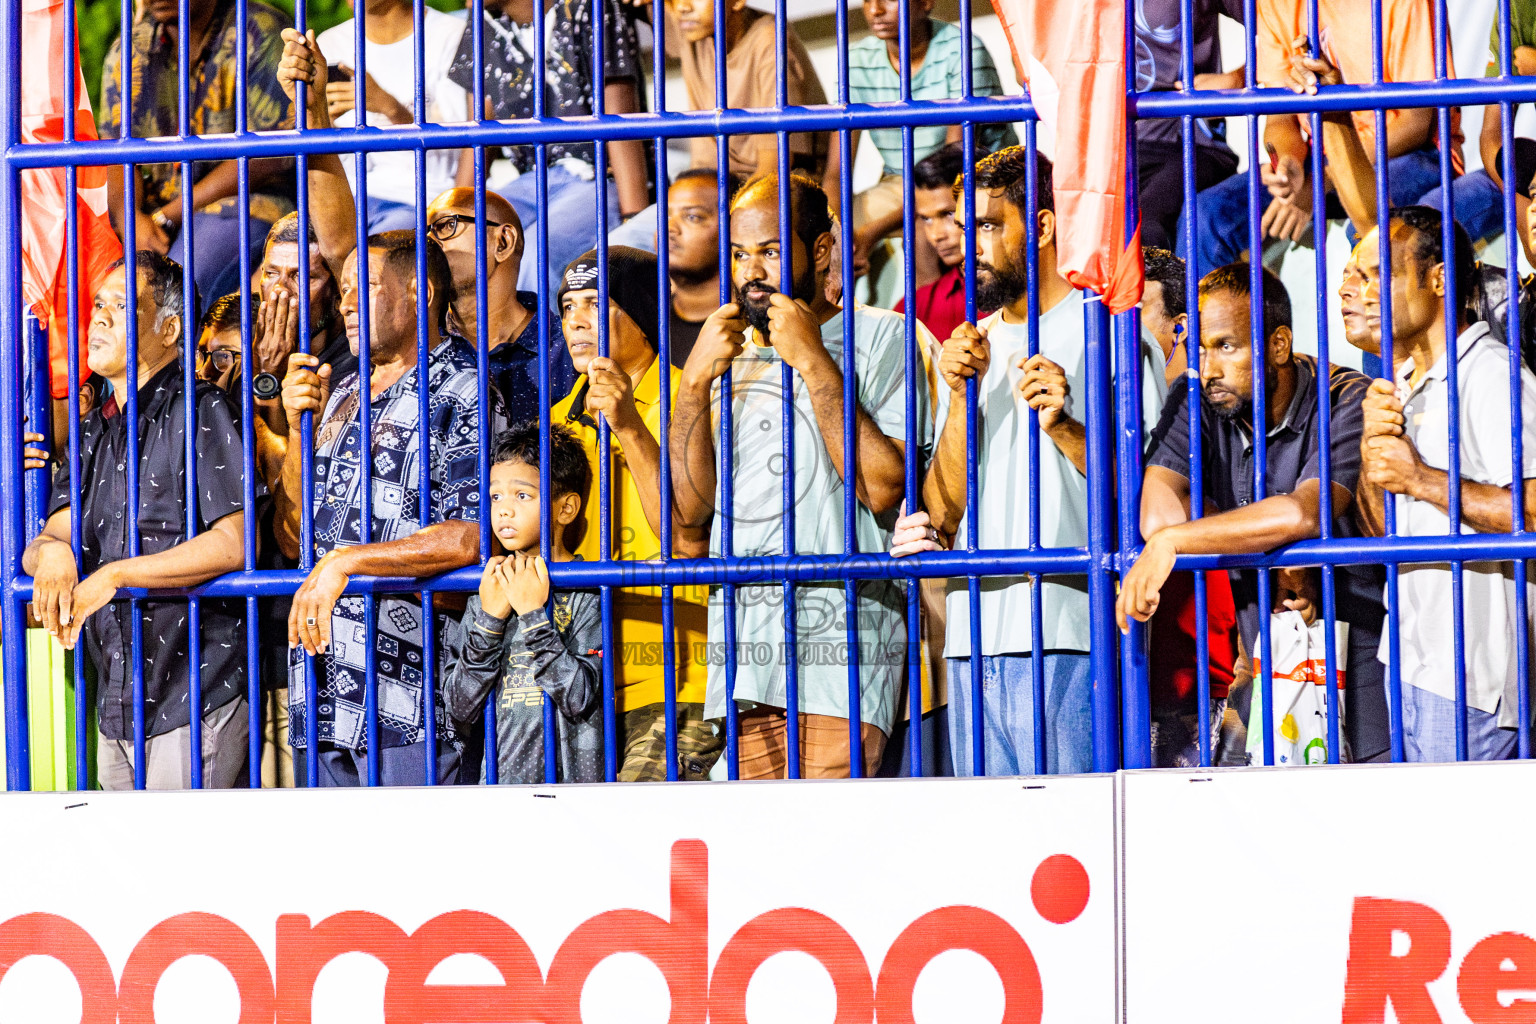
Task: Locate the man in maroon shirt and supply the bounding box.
[896,142,985,343]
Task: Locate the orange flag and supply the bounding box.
[993,0,1142,314]
[19,0,122,401]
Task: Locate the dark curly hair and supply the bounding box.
[490,420,590,501]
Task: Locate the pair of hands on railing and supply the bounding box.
[478,554,551,620]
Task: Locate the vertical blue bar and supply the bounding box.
[236,156,260,787]
[652,0,679,783]
[1022,123,1048,774]
[1371,0,1405,764]
[65,174,87,787]
[1427,0,1468,762]
[178,155,203,789]
[1175,0,1213,768]
[775,145,799,780]
[711,0,739,779]
[0,0,25,785]
[1115,99,1150,771]
[961,123,982,778]
[1497,0,1531,759]
[1237,0,1275,766]
[469,0,496,785]
[293,0,321,787]
[1301,11,1342,763]
[1084,296,1119,773]
[532,0,556,783]
[353,149,378,788]
[414,128,438,786]
[591,0,618,784]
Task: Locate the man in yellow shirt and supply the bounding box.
[550,246,717,781]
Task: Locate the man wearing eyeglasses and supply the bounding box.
[425,188,576,420]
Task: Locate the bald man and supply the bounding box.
[278,35,575,422]
[426,188,576,419]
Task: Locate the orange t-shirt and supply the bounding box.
[1256,0,1463,173]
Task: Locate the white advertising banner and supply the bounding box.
[1123,762,1536,1024]
[0,776,1117,1023]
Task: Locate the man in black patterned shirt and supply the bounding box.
[278,232,506,786]
[25,253,252,789]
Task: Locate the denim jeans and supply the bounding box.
[1182,144,1445,279]
[946,652,1094,776]
[1401,684,1518,764]
[169,203,274,307]
[608,202,661,253]
[366,196,420,234]
[1418,168,1508,245]
[497,163,622,299]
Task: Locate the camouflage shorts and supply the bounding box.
[619,702,724,782]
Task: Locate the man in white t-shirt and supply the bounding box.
[316,0,470,232]
[1354,207,1536,762]
[671,173,933,779]
[891,147,1166,776]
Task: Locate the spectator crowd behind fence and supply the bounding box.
[3,0,1536,789]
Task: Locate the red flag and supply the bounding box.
[993,0,1142,314]
[19,0,122,401]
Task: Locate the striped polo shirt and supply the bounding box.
[847,18,1018,176]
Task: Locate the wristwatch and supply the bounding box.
[252,372,281,400]
[150,209,175,235]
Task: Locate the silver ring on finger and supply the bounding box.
[306,617,317,626]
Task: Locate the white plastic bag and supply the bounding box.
[1246,611,1349,766]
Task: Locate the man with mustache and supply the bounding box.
[1350,207,1536,762]
[1120,263,1391,763]
[670,172,934,779]
[890,146,1166,776]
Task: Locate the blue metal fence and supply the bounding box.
[0,0,1532,788]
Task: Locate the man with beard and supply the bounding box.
[1120,263,1391,763]
[890,146,1166,776]
[671,172,934,779]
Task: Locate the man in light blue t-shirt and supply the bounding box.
[670,173,934,779]
[892,147,1166,777]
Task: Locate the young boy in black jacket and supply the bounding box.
[444,421,604,783]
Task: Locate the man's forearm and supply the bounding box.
[1382,106,1433,160]
[1265,114,1309,165]
[107,514,247,588]
[1044,417,1088,477]
[326,519,480,578]
[1320,116,1377,235]
[613,422,668,546]
[669,378,719,530]
[1154,490,1320,556]
[22,532,69,575]
[604,81,649,215]
[1401,468,1536,535]
[800,353,905,514]
[922,402,972,537]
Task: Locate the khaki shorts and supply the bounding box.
[735,706,887,780]
[619,702,724,782]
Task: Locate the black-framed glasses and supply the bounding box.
[198,349,238,372]
[428,214,504,242]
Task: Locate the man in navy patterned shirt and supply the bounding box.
[277,231,506,786]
